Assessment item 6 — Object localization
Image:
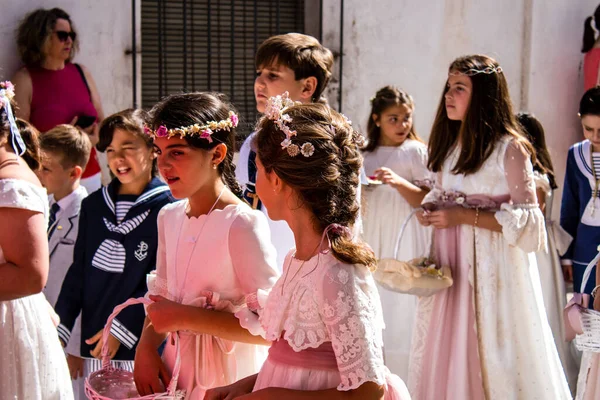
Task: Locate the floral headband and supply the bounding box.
[264,92,315,158]
[449,66,503,77]
[0,81,25,156]
[144,111,239,143]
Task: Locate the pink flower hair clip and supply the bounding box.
[265,92,315,158]
[144,111,239,142]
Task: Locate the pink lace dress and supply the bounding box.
[408,138,571,399]
[239,250,410,399]
[147,201,279,400]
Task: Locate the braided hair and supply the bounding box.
[254,103,376,269]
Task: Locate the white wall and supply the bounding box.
[1,1,595,218]
[324,0,598,218]
[0,0,136,116]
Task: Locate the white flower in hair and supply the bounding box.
[301,142,315,157]
[264,91,316,158]
[281,138,292,149]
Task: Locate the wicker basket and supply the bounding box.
[373,209,453,297]
[564,252,600,352]
[85,297,185,399]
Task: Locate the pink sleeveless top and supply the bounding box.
[584,48,600,91]
[27,63,100,177]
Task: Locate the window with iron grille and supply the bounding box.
[141,0,306,141]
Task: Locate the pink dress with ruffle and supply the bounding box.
[148,201,279,400]
[237,250,411,399]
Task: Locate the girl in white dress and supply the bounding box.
[133,92,279,400]
[361,86,432,379]
[205,95,410,399]
[517,112,580,393]
[0,81,72,398]
[411,55,570,399]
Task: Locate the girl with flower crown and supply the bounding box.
[361,86,432,380]
[205,96,411,400]
[409,55,571,399]
[133,92,279,399]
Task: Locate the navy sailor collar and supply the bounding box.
[102,177,170,219]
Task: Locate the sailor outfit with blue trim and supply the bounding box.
[560,139,600,294]
[55,177,173,371]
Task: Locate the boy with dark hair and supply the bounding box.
[237,33,334,270]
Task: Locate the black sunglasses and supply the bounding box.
[55,30,77,42]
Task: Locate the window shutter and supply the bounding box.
[141,0,306,142]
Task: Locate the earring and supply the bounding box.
[376,123,380,127]
[212,164,217,170]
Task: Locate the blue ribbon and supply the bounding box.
[1,92,26,156]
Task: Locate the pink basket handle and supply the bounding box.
[101,297,182,395]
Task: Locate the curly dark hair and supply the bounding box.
[254,102,376,269]
[16,8,79,66]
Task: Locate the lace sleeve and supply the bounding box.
[146,207,168,299]
[319,262,387,391]
[494,140,547,252]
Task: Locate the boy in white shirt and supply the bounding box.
[38,124,91,400]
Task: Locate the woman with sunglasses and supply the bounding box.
[12,7,105,194]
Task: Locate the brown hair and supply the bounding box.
[256,33,334,102]
[582,5,600,53]
[98,109,157,176]
[40,124,91,169]
[254,103,376,270]
[363,85,423,152]
[16,8,79,66]
[146,92,242,197]
[516,112,557,189]
[15,119,41,171]
[427,54,534,174]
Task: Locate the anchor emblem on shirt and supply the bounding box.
[134,241,149,261]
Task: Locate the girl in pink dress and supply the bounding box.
[133,92,279,399]
[410,55,571,399]
[205,93,411,400]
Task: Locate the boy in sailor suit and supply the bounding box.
[38,124,91,400]
[54,110,174,380]
[561,87,600,296]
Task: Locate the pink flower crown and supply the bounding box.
[264,92,315,158]
[144,111,239,143]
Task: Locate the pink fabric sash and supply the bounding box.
[268,339,338,371]
[425,190,509,211]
